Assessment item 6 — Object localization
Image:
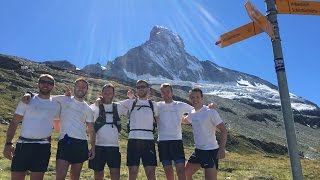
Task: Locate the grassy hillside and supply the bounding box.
[0,125,319,179]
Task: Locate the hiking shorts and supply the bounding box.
[56,136,88,164]
[89,146,121,170]
[158,140,185,166]
[187,148,219,169]
[11,143,51,172]
[126,139,157,167]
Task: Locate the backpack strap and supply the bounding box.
[94,104,107,132]
[127,99,157,134]
[112,102,122,132]
[148,100,157,134]
[127,99,138,133]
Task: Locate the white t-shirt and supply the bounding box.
[187,106,223,150]
[157,101,193,141]
[119,99,158,140]
[54,96,94,140]
[90,103,127,147]
[16,95,60,143]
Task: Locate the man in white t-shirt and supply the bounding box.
[157,83,193,180]
[89,83,127,180]
[119,80,159,180]
[53,78,95,180]
[2,74,60,180]
[182,88,227,180]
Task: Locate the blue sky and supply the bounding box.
[1,0,319,106]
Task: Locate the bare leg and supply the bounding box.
[11,171,27,180]
[128,166,139,180]
[144,166,156,180]
[94,170,104,180]
[110,168,120,180]
[204,167,217,180]
[55,159,70,180]
[163,165,174,180]
[30,172,45,180]
[175,163,186,180]
[185,163,201,180]
[69,163,84,180]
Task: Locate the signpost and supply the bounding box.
[216,22,263,48]
[245,1,276,40]
[276,0,320,15]
[215,0,320,179]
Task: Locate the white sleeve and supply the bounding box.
[85,106,94,123]
[14,101,27,116]
[90,104,99,121]
[152,101,159,117]
[117,104,128,116]
[117,99,134,110]
[54,103,61,119]
[180,102,193,113]
[52,95,68,103]
[210,109,223,125]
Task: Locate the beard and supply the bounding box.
[39,88,51,95]
[137,91,148,98]
[74,90,87,99]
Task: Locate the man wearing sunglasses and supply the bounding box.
[3,74,61,180]
[119,80,159,180]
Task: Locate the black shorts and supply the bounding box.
[187,148,219,169]
[126,139,157,167]
[11,143,51,172]
[56,136,88,164]
[158,140,185,166]
[89,146,121,170]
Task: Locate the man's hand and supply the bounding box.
[208,102,217,109]
[3,144,15,160]
[21,94,32,104]
[127,88,135,99]
[94,97,103,106]
[64,87,72,96]
[88,146,95,160]
[217,147,226,159]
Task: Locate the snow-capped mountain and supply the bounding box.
[82,26,319,111]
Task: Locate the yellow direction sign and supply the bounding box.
[245,1,276,40]
[216,22,263,48]
[276,0,320,15]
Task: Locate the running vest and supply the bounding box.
[127,99,157,134]
[94,103,121,133]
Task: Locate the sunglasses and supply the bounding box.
[136,86,147,89]
[39,79,54,86]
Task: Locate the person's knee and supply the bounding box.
[128,167,139,174]
[110,168,120,179]
[144,167,156,178]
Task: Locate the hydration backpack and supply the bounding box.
[127,99,157,134]
[94,103,121,133]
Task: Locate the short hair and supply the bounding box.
[189,87,203,97]
[39,74,55,85]
[160,83,173,92]
[75,78,89,89]
[102,83,115,93]
[136,79,149,87]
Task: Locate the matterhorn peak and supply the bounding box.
[148,26,185,51]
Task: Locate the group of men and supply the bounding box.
[2,74,227,180]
